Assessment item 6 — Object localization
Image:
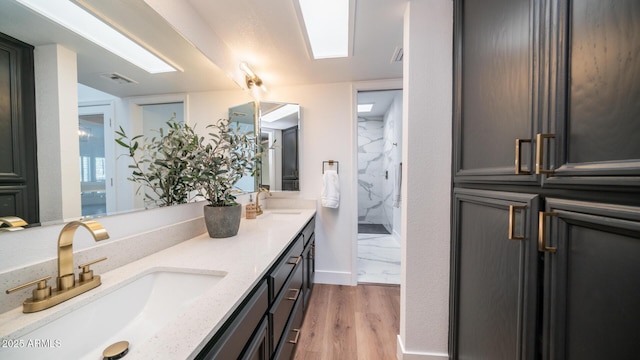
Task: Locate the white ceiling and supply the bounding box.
[0,0,406,99]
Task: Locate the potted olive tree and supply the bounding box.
[189,118,256,237]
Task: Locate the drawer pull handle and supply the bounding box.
[508,205,526,240]
[287,256,301,265]
[515,138,532,174]
[538,211,557,253]
[288,329,301,344]
[286,288,300,301]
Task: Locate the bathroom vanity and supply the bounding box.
[0,208,316,360]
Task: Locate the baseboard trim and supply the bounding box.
[314,270,353,285]
[397,335,448,360]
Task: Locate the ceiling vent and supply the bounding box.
[100,72,138,85]
[390,46,403,63]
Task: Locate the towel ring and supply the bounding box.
[322,160,339,174]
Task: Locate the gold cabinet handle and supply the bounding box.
[287,256,302,266]
[538,212,558,253]
[508,205,526,240]
[515,139,532,174]
[535,134,555,174]
[6,276,52,301]
[288,329,301,344]
[286,288,301,301]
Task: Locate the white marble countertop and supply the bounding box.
[0,208,316,360]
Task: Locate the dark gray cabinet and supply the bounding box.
[454,0,640,188]
[451,189,540,360]
[544,0,640,187]
[0,33,38,225]
[198,215,315,360]
[196,281,268,360]
[452,0,640,359]
[541,199,640,360]
[453,0,541,184]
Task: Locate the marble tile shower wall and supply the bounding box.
[358,117,393,230]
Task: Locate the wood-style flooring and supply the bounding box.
[293,284,400,360]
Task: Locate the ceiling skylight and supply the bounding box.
[298,0,349,59]
[16,0,176,74]
[262,104,299,123]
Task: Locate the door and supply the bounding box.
[543,0,640,186]
[453,0,541,184]
[0,33,38,224]
[78,104,115,216]
[541,198,640,359]
[451,188,540,360]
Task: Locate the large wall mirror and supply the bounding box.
[258,102,300,191]
[229,101,258,193]
[0,0,247,232]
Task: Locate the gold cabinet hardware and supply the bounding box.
[288,329,301,344]
[286,288,301,301]
[78,257,107,282]
[287,256,302,266]
[535,134,555,174]
[6,276,52,301]
[538,212,558,253]
[515,138,532,174]
[508,205,526,240]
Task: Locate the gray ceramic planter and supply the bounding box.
[203,204,242,238]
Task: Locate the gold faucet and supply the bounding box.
[255,187,272,216]
[0,216,28,232]
[5,220,110,313]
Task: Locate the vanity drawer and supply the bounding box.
[269,234,304,301]
[273,292,305,360]
[302,217,315,246]
[270,261,303,354]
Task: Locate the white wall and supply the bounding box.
[397,1,453,359]
[34,44,82,223]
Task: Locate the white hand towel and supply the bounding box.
[393,162,402,208]
[321,170,340,208]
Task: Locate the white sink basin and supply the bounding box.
[259,211,302,220]
[0,269,226,360]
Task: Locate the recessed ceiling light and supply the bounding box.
[298,0,349,59]
[358,104,374,113]
[16,0,177,74]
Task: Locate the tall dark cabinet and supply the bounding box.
[451,1,640,359]
[0,33,38,225]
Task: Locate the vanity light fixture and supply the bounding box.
[297,0,351,59]
[15,0,177,74]
[240,62,267,91]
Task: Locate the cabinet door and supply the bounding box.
[453,0,541,184]
[242,317,269,360]
[544,0,640,187]
[451,188,540,360]
[541,199,640,359]
[0,33,38,224]
[281,126,298,190]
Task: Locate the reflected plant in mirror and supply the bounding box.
[189,118,257,207]
[115,115,200,208]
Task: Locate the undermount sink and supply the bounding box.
[259,211,302,220]
[0,269,226,360]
